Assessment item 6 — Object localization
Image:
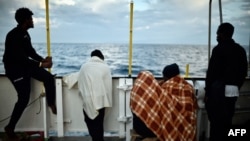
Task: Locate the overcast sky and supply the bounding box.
[0,0,249,45]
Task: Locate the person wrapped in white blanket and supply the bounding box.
[78,49,112,141]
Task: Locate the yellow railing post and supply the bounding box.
[185,64,189,78]
[128,1,134,77]
[43,0,51,139]
[45,0,51,72]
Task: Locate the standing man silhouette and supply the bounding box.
[205,22,248,141]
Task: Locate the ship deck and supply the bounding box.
[0,135,209,141]
[0,134,126,141]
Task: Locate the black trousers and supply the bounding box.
[206,96,237,141]
[83,108,105,141]
[6,67,56,130]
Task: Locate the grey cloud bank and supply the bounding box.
[0,0,249,45]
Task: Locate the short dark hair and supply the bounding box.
[162,63,180,79]
[91,49,104,60]
[217,22,234,38]
[15,7,33,24]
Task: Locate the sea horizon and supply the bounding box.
[0,43,249,77]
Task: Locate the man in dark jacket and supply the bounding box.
[205,22,248,141]
[2,7,57,139]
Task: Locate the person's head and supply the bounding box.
[15,7,34,29]
[216,22,234,43]
[162,63,180,81]
[91,49,104,60]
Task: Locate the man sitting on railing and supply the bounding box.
[3,7,57,140]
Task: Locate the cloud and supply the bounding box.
[172,0,207,11]
[0,0,249,44]
[75,0,128,17]
[53,0,76,6]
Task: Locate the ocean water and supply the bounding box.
[0,43,248,77]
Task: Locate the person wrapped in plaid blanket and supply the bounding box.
[130,63,197,141]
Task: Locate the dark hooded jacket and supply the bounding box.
[205,39,248,97]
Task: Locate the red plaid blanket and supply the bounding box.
[130,71,197,141]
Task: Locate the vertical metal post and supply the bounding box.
[44,0,51,139]
[125,79,133,141]
[208,0,212,66]
[42,100,49,139]
[117,78,127,138]
[45,0,51,59]
[185,64,189,78]
[117,78,133,140]
[128,1,134,77]
[56,78,64,137]
[218,0,223,24]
